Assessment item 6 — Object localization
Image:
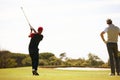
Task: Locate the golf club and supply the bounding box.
[21,6,33,29]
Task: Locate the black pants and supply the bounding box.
[106,43,120,74]
[29,49,39,71]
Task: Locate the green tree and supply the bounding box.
[87,53,104,67]
[39,52,55,59]
[5,59,17,68]
[49,56,62,65]
[11,53,28,67]
[0,50,17,68]
[22,56,31,66]
[39,59,48,66]
[39,52,62,66]
[59,52,66,60]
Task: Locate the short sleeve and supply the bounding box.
[103,27,108,32]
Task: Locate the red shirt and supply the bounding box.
[29,33,35,38]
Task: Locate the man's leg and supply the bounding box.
[119,57,120,73]
[34,53,39,71]
[107,43,115,75]
[113,43,120,75]
[31,50,39,76]
[30,53,39,75]
[30,54,35,71]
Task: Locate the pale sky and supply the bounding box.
[1,0,120,62]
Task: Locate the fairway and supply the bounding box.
[0,67,120,80]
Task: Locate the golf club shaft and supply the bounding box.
[21,7,32,28]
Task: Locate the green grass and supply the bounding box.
[0,67,120,80]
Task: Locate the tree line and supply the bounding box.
[0,50,109,68]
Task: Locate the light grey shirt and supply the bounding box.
[103,24,120,43]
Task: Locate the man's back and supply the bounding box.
[107,24,119,42]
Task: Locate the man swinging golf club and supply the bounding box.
[21,6,44,75]
[28,26,43,76]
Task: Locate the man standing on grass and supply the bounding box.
[28,26,43,76]
[100,19,120,76]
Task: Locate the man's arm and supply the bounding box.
[119,33,120,36]
[100,31,106,43]
[118,28,120,36]
[28,27,37,37]
[31,27,37,33]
